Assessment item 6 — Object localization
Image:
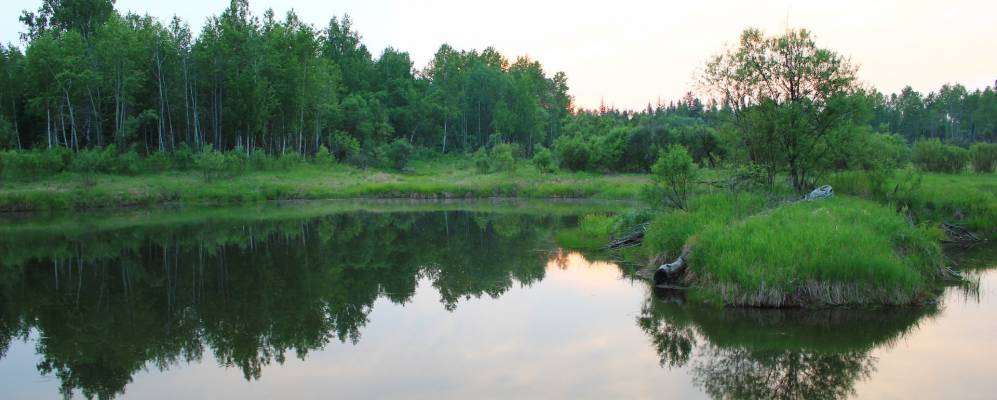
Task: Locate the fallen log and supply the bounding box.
[653,247,691,285]
[606,222,649,250]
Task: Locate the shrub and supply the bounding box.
[591,127,629,171]
[969,142,997,173]
[275,151,303,171]
[650,145,697,209]
[532,145,556,173]
[314,144,334,166]
[384,139,414,171]
[491,143,516,172]
[117,150,142,175]
[472,148,491,173]
[144,151,173,173]
[249,150,272,170]
[70,149,106,186]
[554,135,593,171]
[330,131,360,162]
[172,145,196,170]
[195,147,233,180]
[912,139,967,173]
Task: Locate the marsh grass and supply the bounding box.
[687,198,946,307]
[642,192,768,260]
[829,170,997,238]
[0,157,649,211]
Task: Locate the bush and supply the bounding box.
[472,148,491,173]
[330,131,360,162]
[969,142,997,173]
[532,145,556,173]
[172,145,196,171]
[384,139,414,171]
[491,143,516,172]
[554,135,593,171]
[314,144,334,166]
[912,139,967,173]
[650,145,697,209]
[1,148,70,179]
[70,148,108,186]
[117,150,142,175]
[144,151,173,173]
[195,147,233,180]
[275,151,303,171]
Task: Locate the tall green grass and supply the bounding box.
[0,157,649,211]
[643,192,767,259]
[828,170,997,237]
[688,197,945,307]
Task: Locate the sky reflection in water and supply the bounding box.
[0,205,994,399]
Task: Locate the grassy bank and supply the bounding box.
[0,157,648,212]
[829,170,997,239]
[687,198,947,307]
[559,181,977,307]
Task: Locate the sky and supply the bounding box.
[2,0,996,110]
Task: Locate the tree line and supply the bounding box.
[0,0,571,159]
[1,0,995,183]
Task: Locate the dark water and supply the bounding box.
[0,201,995,399]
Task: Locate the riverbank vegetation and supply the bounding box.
[2,1,996,308]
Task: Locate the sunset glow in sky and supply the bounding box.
[3,0,995,110]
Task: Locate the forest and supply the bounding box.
[0,0,995,182]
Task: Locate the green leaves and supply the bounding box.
[651,144,697,210]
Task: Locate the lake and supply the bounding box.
[0,200,995,399]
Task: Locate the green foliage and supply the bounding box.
[689,198,944,307]
[194,147,234,180]
[554,135,593,172]
[912,139,968,173]
[472,148,491,173]
[531,145,556,173]
[384,139,414,171]
[649,145,697,209]
[330,132,361,163]
[969,142,997,173]
[314,144,334,166]
[702,28,863,192]
[491,143,516,172]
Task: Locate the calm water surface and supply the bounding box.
[0,201,994,399]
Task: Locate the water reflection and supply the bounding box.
[639,289,937,400]
[0,210,571,399]
[1,204,994,399]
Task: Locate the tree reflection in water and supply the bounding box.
[0,210,571,399]
[638,288,936,400]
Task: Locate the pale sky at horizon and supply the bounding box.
[2,0,995,110]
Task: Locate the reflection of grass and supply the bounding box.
[689,198,946,307]
[0,157,648,211]
[643,293,936,355]
[638,290,937,399]
[0,198,629,235]
[555,214,617,251]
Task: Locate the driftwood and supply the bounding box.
[606,222,649,250]
[653,247,691,286]
[941,222,982,246]
[803,185,833,201]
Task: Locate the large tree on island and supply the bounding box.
[701,28,864,192]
